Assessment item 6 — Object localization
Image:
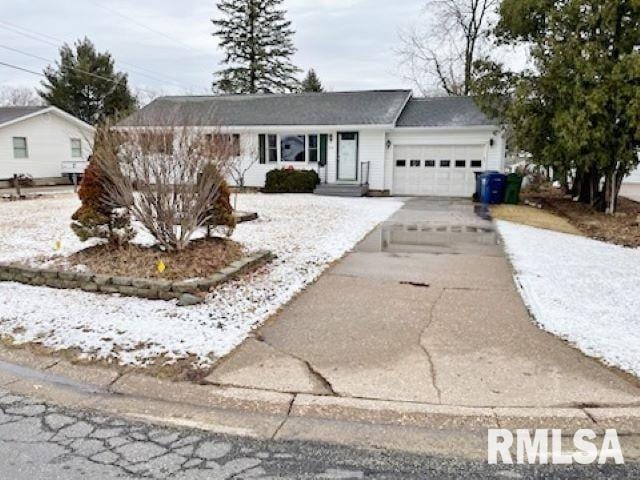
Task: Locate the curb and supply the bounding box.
[1,347,640,440]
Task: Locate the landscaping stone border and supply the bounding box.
[0,250,273,302]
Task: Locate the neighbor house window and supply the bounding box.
[12,137,28,158]
[71,138,82,158]
[396,159,406,167]
[440,160,451,168]
[410,160,421,167]
[308,135,319,163]
[281,135,305,162]
[455,160,466,168]
[471,160,482,168]
[258,134,278,163]
[424,160,435,167]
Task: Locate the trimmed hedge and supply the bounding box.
[263,168,320,193]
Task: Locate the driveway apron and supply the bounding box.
[207,198,640,408]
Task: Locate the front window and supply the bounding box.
[13,137,28,158]
[71,138,82,158]
[281,135,305,162]
[308,135,319,163]
[267,135,277,162]
[205,134,240,156]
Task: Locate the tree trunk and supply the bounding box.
[603,168,625,214]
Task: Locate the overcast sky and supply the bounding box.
[0,0,522,96]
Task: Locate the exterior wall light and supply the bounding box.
[386,140,392,149]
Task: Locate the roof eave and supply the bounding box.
[117,123,397,131]
[393,124,500,131]
[0,106,95,131]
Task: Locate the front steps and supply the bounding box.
[314,183,369,197]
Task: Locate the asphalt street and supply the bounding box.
[0,389,638,479]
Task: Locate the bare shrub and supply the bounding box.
[92,120,236,251]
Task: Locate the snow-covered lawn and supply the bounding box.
[0,193,402,366]
[498,221,640,377]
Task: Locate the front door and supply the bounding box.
[337,132,358,181]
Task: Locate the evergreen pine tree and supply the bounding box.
[212,0,300,94]
[39,38,137,125]
[301,69,323,92]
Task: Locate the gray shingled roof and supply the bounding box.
[0,106,47,126]
[119,90,412,127]
[396,97,493,127]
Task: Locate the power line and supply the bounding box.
[0,20,202,91]
[0,44,132,87]
[86,0,211,57]
[0,61,44,77]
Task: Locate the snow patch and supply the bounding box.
[0,193,402,366]
[497,220,640,377]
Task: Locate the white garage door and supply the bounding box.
[393,145,485,196]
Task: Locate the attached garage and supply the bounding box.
[387,97,505,197]
[392,144,485,196]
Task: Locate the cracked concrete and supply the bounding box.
[207,338,332,395]
[204,197,640,410]
[2,388,457,479]
[4,389,638,479]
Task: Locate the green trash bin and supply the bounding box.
[504,173,523,204]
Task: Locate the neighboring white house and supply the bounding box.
[119,90,506,197]
[0,106,94,184]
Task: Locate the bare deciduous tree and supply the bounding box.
[133,87,167,108]
[397,0,499,95]
[228,145,258,210]
[93,118,236,251]
[0,86,44,106]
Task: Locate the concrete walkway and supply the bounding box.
[206,198,640,408]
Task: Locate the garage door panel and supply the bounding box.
[393,144,485,197]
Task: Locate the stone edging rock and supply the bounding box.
[0,250,273,302]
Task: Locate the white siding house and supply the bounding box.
[0,106,94,184]
[119,91,506,197]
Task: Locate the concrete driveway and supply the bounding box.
[207,198,640,408]
[621,184,640,203]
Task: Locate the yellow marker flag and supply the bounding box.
[54,240,62,251]
[156,260,166,274]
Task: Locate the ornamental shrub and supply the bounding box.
[202,163,236,236]
[70,159,134,244]
[263,168,320,193]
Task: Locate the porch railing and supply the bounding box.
[61,160,89,174]
[360,161,370,186]
[319,163,329,184]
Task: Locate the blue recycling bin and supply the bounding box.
[479,172,507,204]
[475,170,497,201]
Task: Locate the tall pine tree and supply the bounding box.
[212,0,300,94]
[301,69,323,92]
[39,38,137,125]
